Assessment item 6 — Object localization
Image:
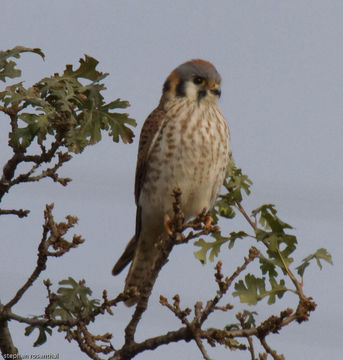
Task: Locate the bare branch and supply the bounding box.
[260,338,285,360]
[10,151,72,187]
[200,248,260,325]
[0,132,70,201]
[247,336,256,360]
[111,327,192,360]
[235,201,257,230]
[67,322,114,360]
[4,203,84,309]
[124,289,151,346]
[4,218,50,309]
[3,309,78,328]
[194,335,212,360]
[0,208,30,217]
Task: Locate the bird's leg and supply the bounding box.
[199,207,212,229]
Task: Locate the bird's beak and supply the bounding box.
[208,82,221,97]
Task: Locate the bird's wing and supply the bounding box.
[134,106,167,240]
[134,106,167,205]
[112,107,167,276]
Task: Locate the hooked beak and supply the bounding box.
[208,82,221,97]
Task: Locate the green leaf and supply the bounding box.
[193,236,226,264]
[296,248,333,276]
[214,198,236,219]
[194,231,249,263]
[0,46,44,82]
[227,231,249,249]
[222,160,253,203]
[193,232,226,263]
[102,98,130,110]
[63,55,106,81]
[259,254,278,278]
[233,274,267,305]
[267,277,287,304]
[241,310,258,329]
[225,310,258,331]
[49,277,100,325]
[233,274,287,305]
[24,325,52,347]
[253,204,298,275]
[252,204,292,232]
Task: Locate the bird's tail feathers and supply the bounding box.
[112,235,137,276]
[123,232,163,306]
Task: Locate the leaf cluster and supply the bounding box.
[48,277,100,324]
[194,164,333,308]
[226,310,258,331]
[211,159,253,222]
[0,46,136,154]
[194,161,253,264]
[25,277,100,347]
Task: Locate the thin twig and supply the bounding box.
[200,248,260,325]
[124,290,151,345]
[3,310,78,327]
[194,334,212,360]
[247,336,256,360]
[4,203,84,309]
[260,337,285,360]
[0,208,30,217]
[235,201,257,230]
[5,222,49,309]
[10,152,72,187]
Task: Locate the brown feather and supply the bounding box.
[112,108,167,277]
[134,106,167,205]
[111,235,137,275]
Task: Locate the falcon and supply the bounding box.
[112,59,231,306]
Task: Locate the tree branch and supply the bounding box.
[194,335,212,360]
[0,309,18,357]
[4,219,50,309]
[0,135,70,201]
[0,208,30,217]
[260,337,285,360]
[247,336,256,360]
[10,151,72,187]
[199,248,260,326]
[4,204,84,309]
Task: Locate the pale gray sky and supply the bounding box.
[1,1,342,359]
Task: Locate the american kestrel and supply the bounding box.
[112,59,231,306]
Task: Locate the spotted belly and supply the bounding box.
[140,101,230,221]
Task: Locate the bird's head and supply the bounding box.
[161,59,221,105]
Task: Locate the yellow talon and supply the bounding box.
[204,215,212,229]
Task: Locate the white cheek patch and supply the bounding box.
[184,81,200,101]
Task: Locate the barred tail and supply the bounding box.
[123,232,163,307]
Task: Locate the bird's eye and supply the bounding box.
[193,76,205,85]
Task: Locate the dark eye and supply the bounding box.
[193,76,204,85]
